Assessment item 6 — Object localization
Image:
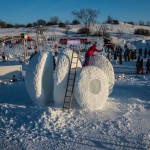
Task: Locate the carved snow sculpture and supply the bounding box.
[74,66,109,110]
[92,55,115,94]
[54,49,82,105]
[25,51,54,106]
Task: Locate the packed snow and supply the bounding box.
[92,55,115,95]
[54,49,82,105]
[74,66,109,110]
[25,51,54,106]
[0,24,150,149]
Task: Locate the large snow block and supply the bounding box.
[92,55,115,94]
[54,49,82,105]
[0,65,22,79]
[25,51,54,106]
[74,66,109,110]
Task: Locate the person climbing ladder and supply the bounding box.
[83,42,103,67]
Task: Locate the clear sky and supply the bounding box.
[0,0,149,24]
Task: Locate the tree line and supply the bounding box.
[0,17,80,28]
[0,8,149,29]
[0,8,150,37]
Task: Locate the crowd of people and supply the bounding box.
[83,42,150,75]
[135,48,150,74]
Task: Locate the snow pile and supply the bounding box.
[92,55,115,94]
[54,49,82,104]
[25,51,54,106]
[75,66,109,110]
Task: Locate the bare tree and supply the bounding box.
[50,16,59,25]
[0,20,7,28]
[72,8,99,28]
[146,21,150,26]
[72,19,80,25]
[37,19,46,26]
[139,20,145,26]
[95,24,108,37]
[106,16,113,23]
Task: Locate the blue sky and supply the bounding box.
[0,0,149,24]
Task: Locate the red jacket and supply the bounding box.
[87,44,102,56]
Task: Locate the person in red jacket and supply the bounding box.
[83,43,103,66]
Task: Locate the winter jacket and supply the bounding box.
[86,44,102,56]
[139,60,143,67]
[146,60,150,67]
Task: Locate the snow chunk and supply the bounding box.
[74,66,109,110]
[25,51,54,106]
[92,55,115,94]
[54,49,82,104]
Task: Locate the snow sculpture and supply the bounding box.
[25,51,54,106]
[54,49,82,104]
[92,55,115,94]
[74,66,109,110]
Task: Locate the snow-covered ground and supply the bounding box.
[0,56,150,150]
[0,24,150,149]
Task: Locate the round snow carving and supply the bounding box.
[54,49,82,104]
[25,51,54,106]
[92,55,115,94]
[74,66,109,110]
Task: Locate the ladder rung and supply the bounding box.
[67,85,73,87]
[65,102,70,104]
[64,102,70,104]
[63,107,69,109]
[66,89,73,92]
[69,79,74,80]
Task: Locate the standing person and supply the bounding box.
[136,56,141,74]
[133,49,136,59]
[83,42,103,67]
[124,49,127,61]
[118,50,122,64]
[2,52,6,62]
[146,58,150,74]
[126,49,130,61]
[128,50,132,61]
[144,48,147,58]
[138,48,142,56]
[114,51,118,64]
[131,50,135,61]
[138,59,144,74]
[54,41,58,57]
[107,51,111,61]
[149,49,150,56]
